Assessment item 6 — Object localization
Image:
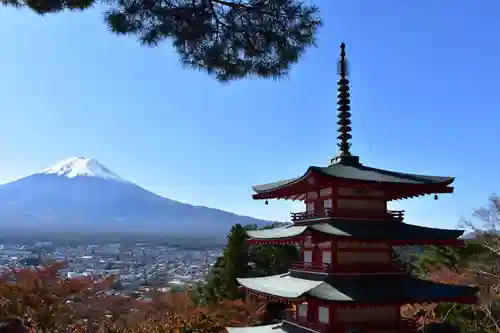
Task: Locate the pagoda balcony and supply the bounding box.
[290,262,332,272]
[284,311,330,333]
[284,311,418,333]
[291,208,404,223]
[290,261,408,274]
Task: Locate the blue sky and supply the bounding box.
[0,0,498,229]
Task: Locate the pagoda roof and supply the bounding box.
[237,271,477,304]
[253,163,454,199]
[226,323,281,333]
[246,221,464,245]
[252,44,455,201]
[227,322,310,333]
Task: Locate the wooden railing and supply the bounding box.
[290,261,332,272]
[335,325,419,333]
[387,210,404,221]
[336,263,407,274]
[284,311,417,333]
[284,311,329,333]
[290,209,404,222]
[290,208,333,221]
[334,320,419,333]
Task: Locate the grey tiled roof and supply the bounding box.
[253,163,453,194]
[226,321,315,333]
[238,271,478,303]
[246,221,464,241]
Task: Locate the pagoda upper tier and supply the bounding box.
[250,42,454,203]
[252,163,454,201]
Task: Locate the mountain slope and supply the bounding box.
[0,157,272,236]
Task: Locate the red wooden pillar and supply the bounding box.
[395,305,402,330]
[314,198,324,216]
[312,244,321,266]
[303,232,314,267]
[331,239,338,272]
[318,242,333,269]
[331,192,338,213]
[307,299,318,324]
[329,304,337,332]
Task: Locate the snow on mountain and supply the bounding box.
[0,157,271,236]
[38,157,126,182]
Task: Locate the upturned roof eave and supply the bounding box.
[246,226,308,240]
[252,165,455,199]
[238,273,478,304]
[237,274,321,299]
[246,221,465,243]
[252,167,316,196]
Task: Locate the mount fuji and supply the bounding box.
[0,157,271,236]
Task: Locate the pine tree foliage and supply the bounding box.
[410,244,483,274]
[411,246,462,274]
[200,224,250,301]
[3,0,322,82]
[201,222,298,303]
[246,224,298,277]
[219,223,250,299]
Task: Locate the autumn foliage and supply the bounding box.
[0,261,266,333]
[401,269,477,329]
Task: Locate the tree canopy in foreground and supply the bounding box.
[5,0,322,82]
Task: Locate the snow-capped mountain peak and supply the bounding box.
[37,157,125,182]
[0,157,271,235]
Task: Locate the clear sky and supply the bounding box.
[0,0,498,230]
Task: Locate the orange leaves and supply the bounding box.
[401,268,477,330]
[426,268,476,286]
[208,298,266,326]
[0,262,129,332]
[0,261,269,333]
[401,302,441,327]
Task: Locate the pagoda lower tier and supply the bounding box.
[237,271,477,306]
[232,223,476,333]
[231,272,477,333]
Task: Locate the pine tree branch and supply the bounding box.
[3,0,321,81]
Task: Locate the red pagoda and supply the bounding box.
[226,43,477,333]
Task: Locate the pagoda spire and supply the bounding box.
[330,42,360,166]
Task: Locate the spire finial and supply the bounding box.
[330,42,360,166]
[337,42,352,157]
[338,42,348,79]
